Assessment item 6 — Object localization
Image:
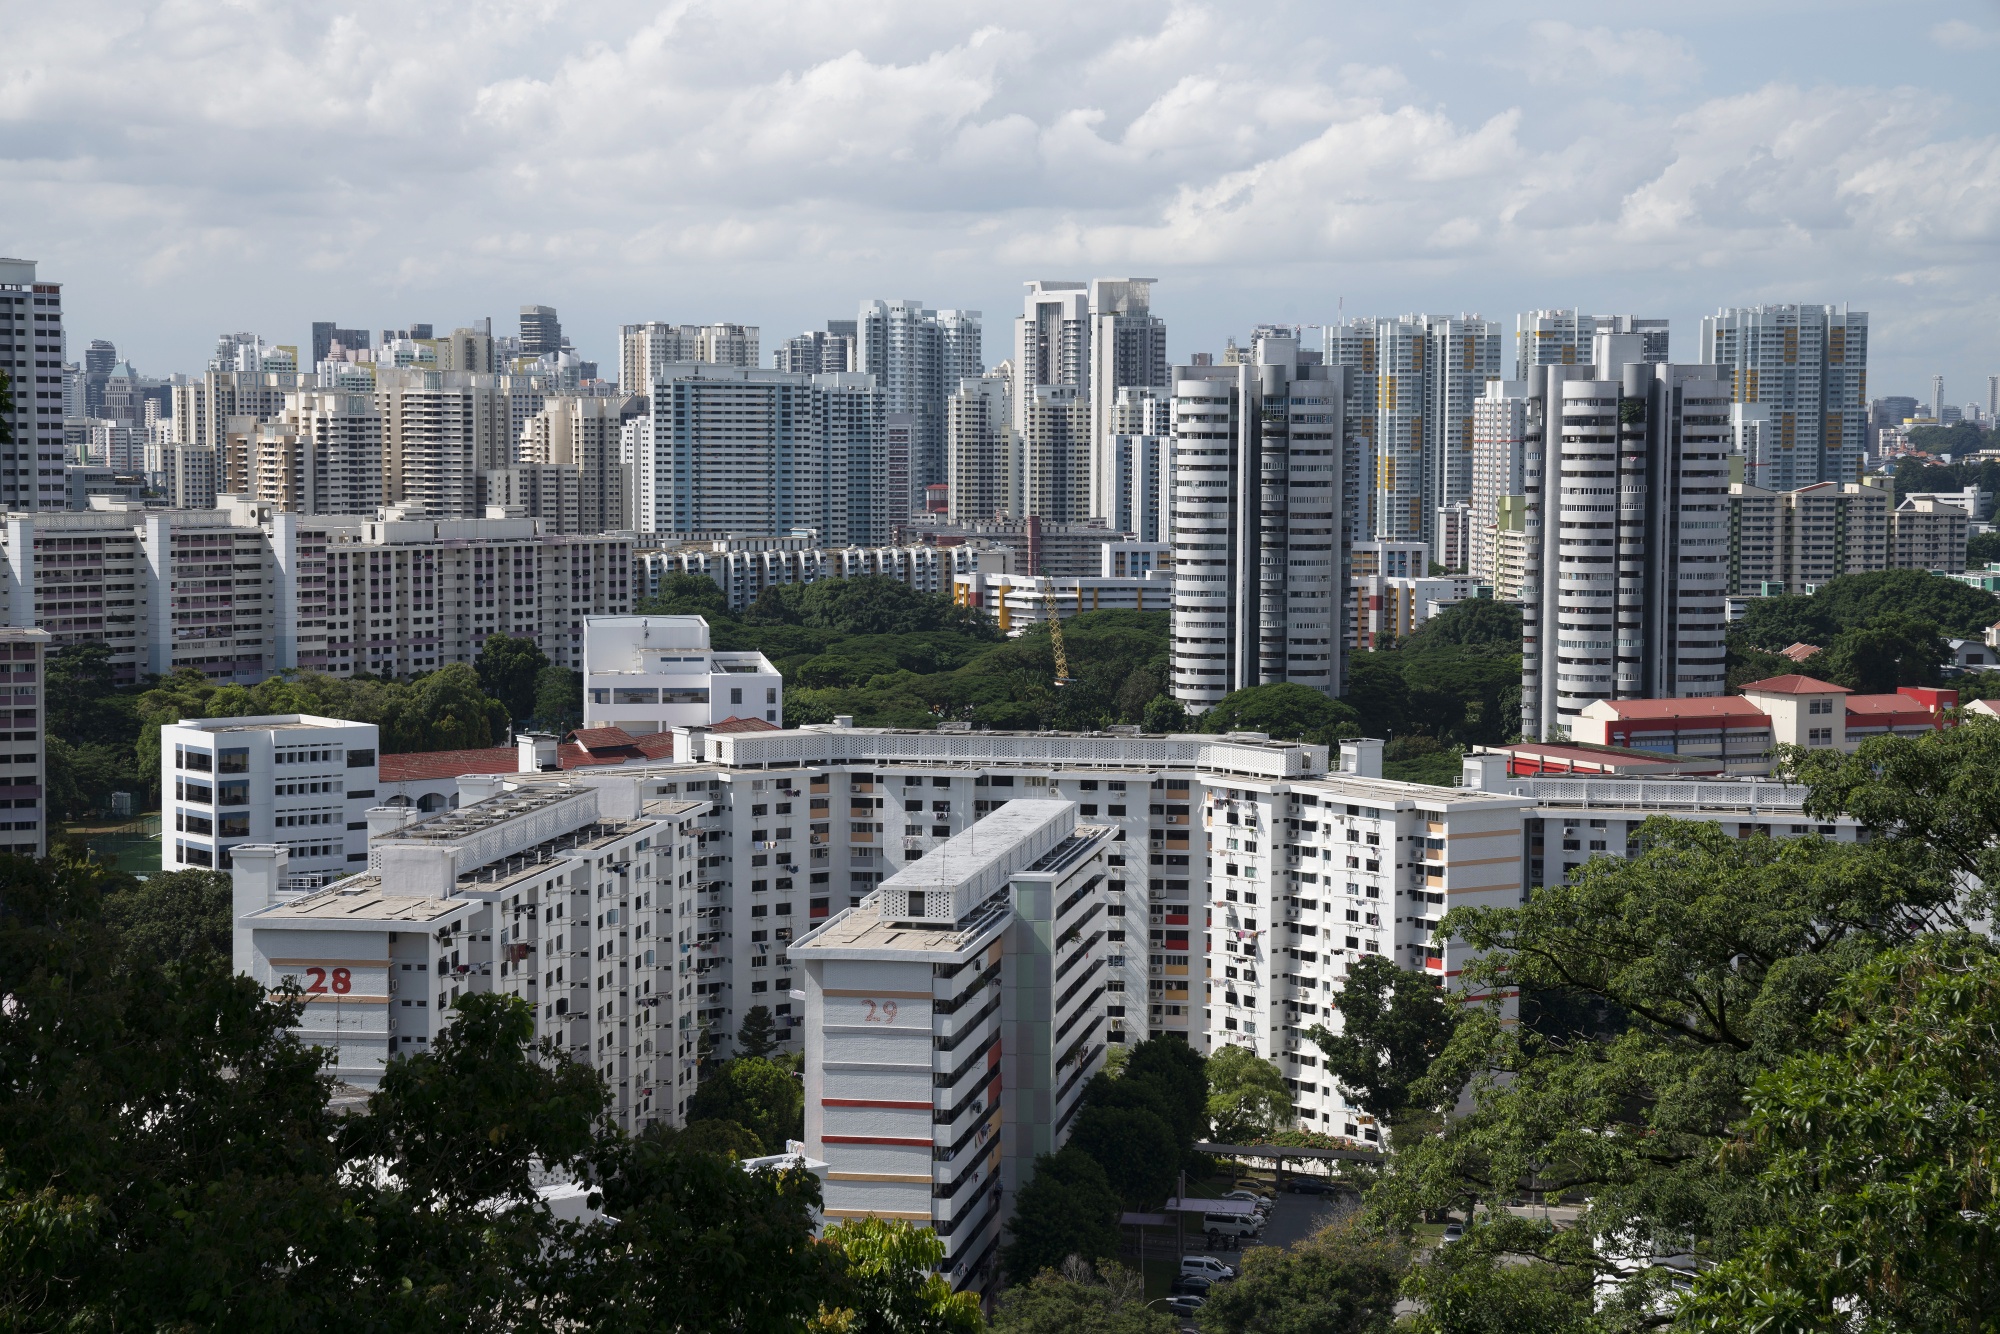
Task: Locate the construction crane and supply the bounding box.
[1041,584,1075,687]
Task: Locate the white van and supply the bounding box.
[1202,1212,1263,1239]
[1180,1256,1236,1281]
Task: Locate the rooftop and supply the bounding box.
[1740,675,1851,695]
[878,799,1077,902]
[257,889,468,923]
[388,784,592,844]
[380,745,516,782]
[1589,697,1772,721]
[175,712,370,734]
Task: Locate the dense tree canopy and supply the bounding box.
[991,1262,1174,1334]
[999,1147,1123,1283]
[1204,1043,1291,1142]
[1341,600,1522,761]
[475,633,550,720]
[1306,954,1460,1127]
[1731,569,2000,652]
[683,1055,805,1154]
[1194,1222,1408,1334]
[1199,683,1360,744]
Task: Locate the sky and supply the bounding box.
[5,0,1999,404]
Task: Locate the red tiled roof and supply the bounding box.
[1778,643,1821,663]
[1740,674,1851,695]
[634,731,676,759]
[379,746,517,782]
[710,715,780,733]
[1845,694,1942,723]
[556,742,632,768]
[568,726,638,751]
[1591,697,1770,722]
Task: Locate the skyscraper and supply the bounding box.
[310,323,370,365]
[1171,333,1351,713]
[619,322,761,393]
[856,300,982,512]
[773,321,857,375]
[1700,304,1868,491]
[1514,310,1667,379]
[1519,354,1734,741]
[1014,281,1090,435]
[82,338,116,418]
[946,370,1015,524]
[0,259,77,511]
[520,394,643,533]
[1087,279,1169,524]
[519,306,563,358]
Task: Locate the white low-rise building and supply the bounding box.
[952,570,1173,635]
[162,713,381,880]
[582,615,783,732]
[792,799,1117,1294]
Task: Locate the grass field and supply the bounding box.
[60,815,162,876]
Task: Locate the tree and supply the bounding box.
[99,867,233,959]
[685,1056,805,1154]
[1307,955,1461,1127]
[815,1217,983,1334]
[45,642,119,745]
[1194,1221,1408,1334]
[1204,1043,1290,1142]
[736,1004,779,1058]
[1677,937,2000,1332]
[1396,1231,1596,1334]
[474,633,550,720]
[1122,1035,1209,1159]
[1001,1147,1123,1283]
[1799,613,1949,692]
[1969,528,2000,566]
[1141,694,1188,733]
[675,1117,767,1159]
[992,1261,1175,1334]
[1368,817,1959,1307]
[1199,684,1359,745]
[1733,570,2000,649]
[1065,1104,1178,1209]
[532,664,583,732]
[1401,599,1520,648]
[637,570,732,619]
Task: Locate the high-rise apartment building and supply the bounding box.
[1019,385,1090,528]
[618,323,760,393]
[1325,315,1500,551]
[82,338,116,418]
[1014,282,1090,437]
[1088,279,1169,521]
[1171,334,1350,713]
[309,323,370,365]
[1520,361,1734,742]
[1513,310,1668,379]
[946,372,1016,524]
[1107,386,1170,543]
[519,394,642,533]
[855,300,982,510]
[1701,304,1868,491]
[629,366,887,546]
[0,259,73,512]
[519,305,563,358]
[773,321,858,375]
[1468,380,1529,588]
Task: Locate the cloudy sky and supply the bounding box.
[7,0,1998,402]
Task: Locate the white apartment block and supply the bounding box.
[0,503,632,687]
[856,300,982,505]
[230,779,704,1133]
[1513,310,1668,380]
[517,394,639,534]
[634,536,1010,612]
[793,800,1116,1292]
[951,570,1174,634]
[1520,361,1734,742]
[1469,380,1529,588]
[162,714,381,880]
[1088,280,1170,523]
[619,322,762,394]
[1014,282,1090,437]
[1702,304,1869,492]
[1020,385,1090,527]
[1171,333,1350,713]
[630,366,889,546]
[1108,386,1171,544]
[947,372,1017,525]
[1892,496,1970,573]
[0,259,71,512]
[1727,481,1890,594]
[582,615,782,732]
[0,627,49,858]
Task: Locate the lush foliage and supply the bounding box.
[1342,601,1522,754]
[97,866,234,959]
[1730,569,1999,657]
[1199,684,1360,746]
[1204,1043,1291,1143]
[990,1261,1174,1334]
[683,1054,805,1154]
[43,642,145,820]
[999,1147,1124,1283]
[0,848,971,1330]
[475,633,550,720]
[1306,954,1460,1125]
[1194,1221,1407,1334]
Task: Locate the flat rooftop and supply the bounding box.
[256,890,466,923]
[790,891,1013,961]
[387,784,592,844]
[879,799,1075,900]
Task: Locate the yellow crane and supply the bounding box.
[1041,583,1075,687]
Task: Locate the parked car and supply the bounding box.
[1232,1179,1274,1199]
[1165,1295,1206,1318]
[1180,1256,1236,1281]
[1441,1222,1465,1245]
[1201,1212,1264,1239]
[1221,1189,1273,1213]
[1285,1176,1337,1195]
[1170,1276,1213,1297]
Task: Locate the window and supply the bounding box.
[1808,699,1834,716]
[216,780,249,807]
[217,747,249,774]
[612,688,658,704]
[1809,726,1833,745]
[730,687,743,705]
[346,748,375,767]
[766,687,777,703]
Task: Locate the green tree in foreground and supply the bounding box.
[1000,1146,1122,1283]
[1067,1103,1178,1209]
[1396,1231,1596,1334]
[1195,1221,1407,1334]
[991,1261,1173,1334]
[1799,613,1948,693]
[1307,954,1461,1134]
[98,866,233,959]
[637,570,731,619]
[736,1004,779,1058]
[814,1216,984,1334]
[1204,1043,1290,1142]
[684,1055,805,1154]
[1677,937,2000,1332]
[532,664,583,733]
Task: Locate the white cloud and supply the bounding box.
[0,0,1994,396]
[1932,19,2000,50]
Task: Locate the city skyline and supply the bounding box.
[4,0,1997,400]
